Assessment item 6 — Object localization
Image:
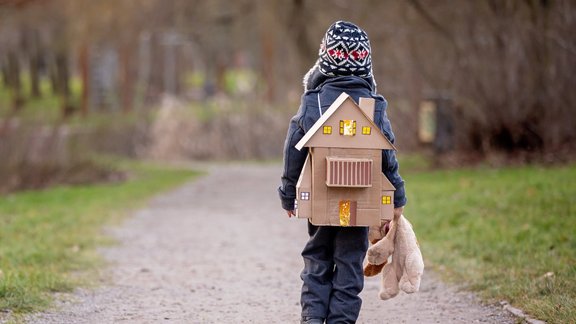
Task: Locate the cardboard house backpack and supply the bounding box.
[295,92,396,226]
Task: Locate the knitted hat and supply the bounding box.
[318,21,372,78]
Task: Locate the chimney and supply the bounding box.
[358,97,375,122]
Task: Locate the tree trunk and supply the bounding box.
[289,0,315,75]
[28,29,42,98]
[29,55,41,98]
[120,43,133,113]
[78,44,90,116]
[147,32,163,103]
[258,2,276,102]
[6,52,24,112]
[55,51,74,118]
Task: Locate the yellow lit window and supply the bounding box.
[381,195,391,205]
[362,126,371,135]
[339,200,351,226]
[323,126,332,134]
[339,120,356,136]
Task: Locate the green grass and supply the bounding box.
[0,162,200,314]
[403,163,576,323]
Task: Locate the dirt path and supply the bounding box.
[25,163,516,324]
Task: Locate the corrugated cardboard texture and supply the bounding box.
[295,92,396,226]
[296,154,312,219]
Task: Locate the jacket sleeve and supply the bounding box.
[379,109,407,208]
[278,102,308,211]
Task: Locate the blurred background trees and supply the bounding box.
[1,0,575,191]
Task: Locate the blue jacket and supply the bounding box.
[279,76,407,211]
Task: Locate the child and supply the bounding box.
[278,21,407,324]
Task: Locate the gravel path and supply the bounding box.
[24,163,516,324]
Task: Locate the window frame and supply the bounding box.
[381,195,391,205]
[339,120,357,136]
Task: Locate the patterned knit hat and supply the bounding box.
[318,21,372,77]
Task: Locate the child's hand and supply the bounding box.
[394,206,404,219]
[286,210,296,218]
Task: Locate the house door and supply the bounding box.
[338,200,357,226]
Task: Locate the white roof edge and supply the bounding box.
[295,92,397,151]
[381,172,397,191]
[295,92,350,151]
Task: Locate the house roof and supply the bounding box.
[381,172,396,191]
[295,92,396,151]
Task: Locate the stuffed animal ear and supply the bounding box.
[364,262,386,277]
[398,220,425,294]
[379,263,400,300]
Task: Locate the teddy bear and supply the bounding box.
[364,214,424,300]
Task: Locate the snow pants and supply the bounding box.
[300,221,369,324]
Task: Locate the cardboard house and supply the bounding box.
[295,92,396,226]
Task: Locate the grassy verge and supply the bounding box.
[403,162,575,323]
[0,161,200,315]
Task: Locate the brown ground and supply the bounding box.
[23,163,516,324]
